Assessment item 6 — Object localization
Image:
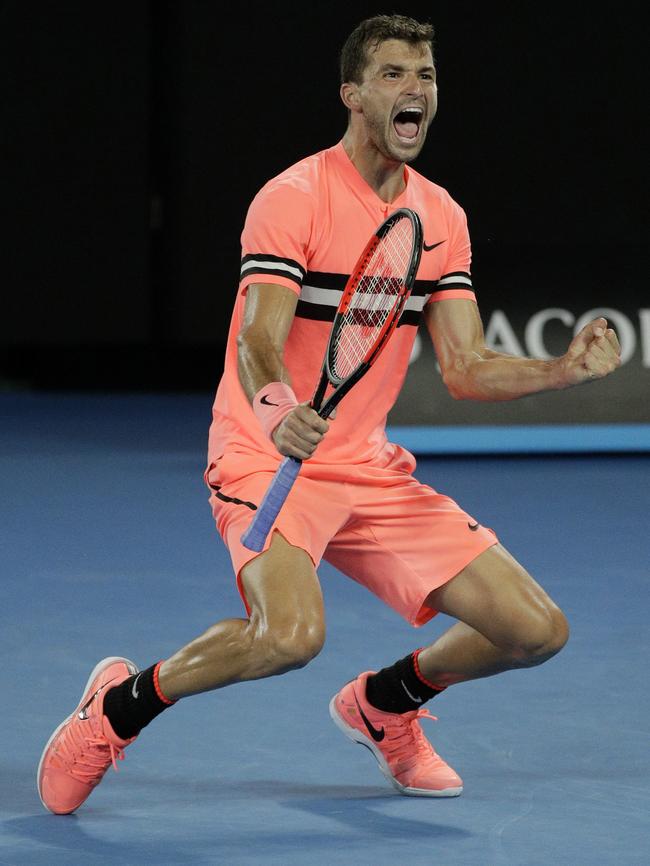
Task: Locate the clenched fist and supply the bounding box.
[272,403,331,460]
[559,317,622,386]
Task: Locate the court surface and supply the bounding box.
[2,393,649,866]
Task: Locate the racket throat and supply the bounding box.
[311,376,329,415]
[319,363,369,419]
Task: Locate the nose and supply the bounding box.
[403,70,423,93]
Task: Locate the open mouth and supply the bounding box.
[393,107,423,142]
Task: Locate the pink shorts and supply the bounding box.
[205,448,498,627]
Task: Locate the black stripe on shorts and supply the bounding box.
[209,484,257,511]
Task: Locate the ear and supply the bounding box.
[340,82,361,112]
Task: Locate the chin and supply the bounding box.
[385,131,425,162]
[393,143,424,163]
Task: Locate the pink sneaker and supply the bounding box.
[37,656,139,814]
[330,670,463,797]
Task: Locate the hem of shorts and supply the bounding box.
[409,533,499,627]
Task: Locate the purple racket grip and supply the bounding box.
[240,455,302,552]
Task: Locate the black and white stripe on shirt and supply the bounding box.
[240,254,306,288]
[240,257,472,326]
[436,271,473,291]
[295,271,473,327]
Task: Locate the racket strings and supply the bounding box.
[332,218,414,378]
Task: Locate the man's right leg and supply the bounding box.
[38,532,325,814]
[159,531,326,698]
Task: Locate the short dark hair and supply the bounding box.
[340,14,435,85]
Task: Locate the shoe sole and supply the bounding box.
[329,695,463,798]
[37,656,139,812]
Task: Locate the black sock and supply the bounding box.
[365,650,445,713]
[103,661,176,740]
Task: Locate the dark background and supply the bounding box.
[1,1,647,394]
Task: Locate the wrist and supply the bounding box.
[551,357,573,390]
[252,382,299,440]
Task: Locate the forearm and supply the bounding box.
[444,349,569,402]
[429,301,620,403]
[236,283,299,402]
[237,329,291,403]
[237,327,328,459]
[234,284,326,458]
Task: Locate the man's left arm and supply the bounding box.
[424,299,622,401]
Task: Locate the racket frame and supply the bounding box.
[240,206,423,552]
[313,207,423,418]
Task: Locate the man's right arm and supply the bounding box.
[237,283,330,460]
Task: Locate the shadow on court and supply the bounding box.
[3,779,471,866]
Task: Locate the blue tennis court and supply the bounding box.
[2,393,648,866]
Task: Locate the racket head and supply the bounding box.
[325,207,423,387]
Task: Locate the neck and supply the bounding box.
[341,130,406,203]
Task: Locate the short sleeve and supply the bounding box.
[428,198,476,304]
[239,179,314,296]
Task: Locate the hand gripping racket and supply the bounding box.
[240,207,423,552]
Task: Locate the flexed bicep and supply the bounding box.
[424,298,487,398]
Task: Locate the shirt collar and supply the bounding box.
[331,140,410,207]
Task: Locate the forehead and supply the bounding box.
[364,39,434,75]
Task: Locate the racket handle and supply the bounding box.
[240,456,302,552]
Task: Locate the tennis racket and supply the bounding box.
[240,206,423,552]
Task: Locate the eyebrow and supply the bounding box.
[379,63,435,74]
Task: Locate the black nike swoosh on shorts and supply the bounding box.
[468,522,480,531]
[423,239,446,252]
[260,395,279,406]
[354,695,385,742]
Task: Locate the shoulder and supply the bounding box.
[243,149,337,238]
[252,147,334,209]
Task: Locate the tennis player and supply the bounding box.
[38,14,622,813]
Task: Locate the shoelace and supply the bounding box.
[381,709,440,771]
[57,717,125,783]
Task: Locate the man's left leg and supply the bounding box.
[331,544,568,796]
[416,543,569,686]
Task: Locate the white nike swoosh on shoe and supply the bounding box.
[78,687,105,720]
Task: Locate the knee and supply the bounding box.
[509,605,570,667]
[263,619,326,673]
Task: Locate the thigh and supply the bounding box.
[427,543,564,648]
[240,530,326,638]
[206,451,351,616]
